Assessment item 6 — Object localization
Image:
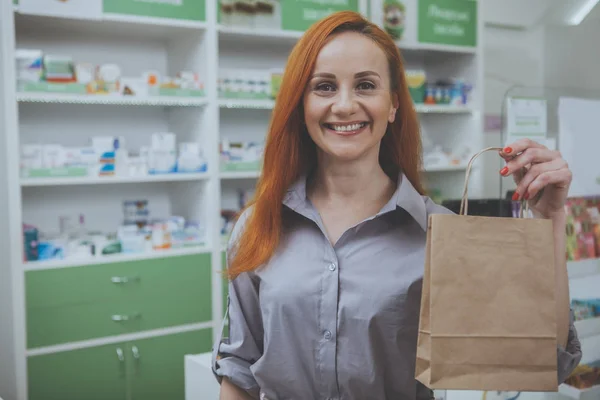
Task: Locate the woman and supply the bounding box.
[212,11,582,400]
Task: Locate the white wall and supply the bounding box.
[480,25,546,199]
[545,21,600,92]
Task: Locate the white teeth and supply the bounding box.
[330,123,365,132]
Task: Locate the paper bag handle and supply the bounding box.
[459,147,529,217]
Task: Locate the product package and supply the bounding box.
[415,147,567,392]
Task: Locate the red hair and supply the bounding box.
[227,11,424,279]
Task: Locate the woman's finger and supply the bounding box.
[500,138,547,158]
[524,168,572,201]
[500,147,561,177]
[512,158,568,199]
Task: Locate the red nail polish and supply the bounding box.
[500,167,509,176]
[503,147,513,154]
[524,193,530,200]
[512,192,520,201]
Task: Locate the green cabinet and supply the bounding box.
[128,330,211,400]
[26,254,213,348]
[28,341,128,400]
[28,329,213,400]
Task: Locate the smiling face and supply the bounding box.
[303,31,397,165]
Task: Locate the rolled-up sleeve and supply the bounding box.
[212,210,264,398]
[557,310,583,384]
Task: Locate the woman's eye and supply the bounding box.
[357,81,375,90]
[315,83,335,92]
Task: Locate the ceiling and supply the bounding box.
[484,0,600,29]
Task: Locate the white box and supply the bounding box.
[185,353,220,400]
[42,144,65,168]
[21,144,43,169]
[151,133,176,151]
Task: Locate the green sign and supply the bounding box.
[103,0,205,21]
[281,0,359,32]
[418,0,477,47]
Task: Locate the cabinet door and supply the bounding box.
[28,342,128,400]
[26,253,213,348]
[129,329,213,400]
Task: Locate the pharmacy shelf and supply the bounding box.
[219,98,471,114]
[220,171,261,179]
[103,13,208,30]
[568,258,600,279]
[218,166,466,180]
[16,92,208,107]
[414,104,473,114]
[558,383,600,400]
[218,25,302,41]
[218,98,275,109]
[20,172,210,187]
[23,245,212,271]
[14,11,207,40]
[397,41,478,55]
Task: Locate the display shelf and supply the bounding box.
[414,104,473,114]
[103,13,208,30]
[218,25,302,41]
[218,98,275,109]
[218,165,468,181]
[220,171,261,179]
[17,92,209,107]
[218,99,472,114]
[558,383,600,400]
[568,258,600,279]
[397,41,478,55]
[23,245,212,271]
[20,172,210,187]
[14,11,207,40]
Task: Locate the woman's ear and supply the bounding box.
[388,94,399,123]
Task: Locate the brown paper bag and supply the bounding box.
[415,147,559,392]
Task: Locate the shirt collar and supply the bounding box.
[283,171,428,231]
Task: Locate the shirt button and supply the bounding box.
[328,263,336,271]
[324,330,332,340]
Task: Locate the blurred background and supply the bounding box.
[0,0,599,399]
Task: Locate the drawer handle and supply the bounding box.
[111,275,140,284]
[131,345,140,360]
[116,347,125,377]
[111,313,141,322]
[116,347,125,362]
[131,345,141,375]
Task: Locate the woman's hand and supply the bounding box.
[499,138,572,219]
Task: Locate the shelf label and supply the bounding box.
[19,0,102,19]
[418,0,477,47]
[103,0,205,22]
[281,0,359,32]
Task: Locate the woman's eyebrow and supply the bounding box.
[355,71,380,78]
[310,71,380,79]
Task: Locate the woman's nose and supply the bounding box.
[331,90,358,115]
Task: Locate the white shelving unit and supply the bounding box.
[20,172,210,187]
[17,92,209,107]
[23,245,212,271]
[1,1,220,399]
[0,1,484,399]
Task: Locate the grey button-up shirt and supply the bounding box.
[212,173,582,400]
